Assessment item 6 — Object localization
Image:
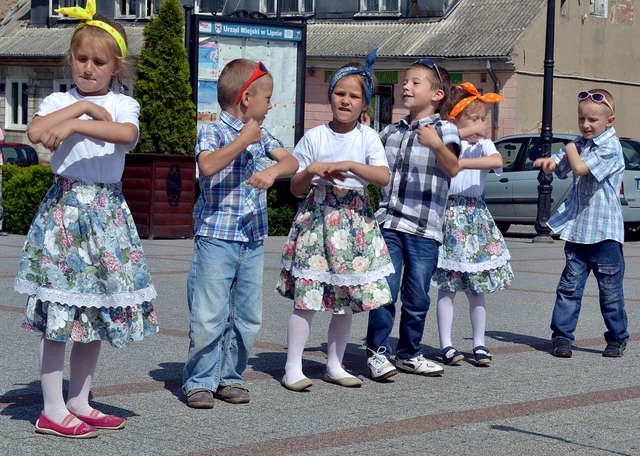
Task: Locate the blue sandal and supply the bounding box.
[473,346,492,366]
[440,346,464,365]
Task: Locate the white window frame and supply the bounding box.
[4,78,30,131]
[590,0,608,18]
[114,0,157,19]
[54,79,75,93]
[260,0,314,16]
[49,0,82,17]
[358,0,400,14]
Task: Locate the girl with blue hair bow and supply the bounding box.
[276,49,395,392]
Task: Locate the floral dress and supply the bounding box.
[276,184,394,313]
[15,175,159,348]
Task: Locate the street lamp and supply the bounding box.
[534,0,556,243]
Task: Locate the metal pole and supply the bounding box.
[534,0,555,243]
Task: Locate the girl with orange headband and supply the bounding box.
[431,82,514,367]
[15,0,158,438]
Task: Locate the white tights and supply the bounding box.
[39,338,103,424]
[436,290,487,349]
[284,309,356,384]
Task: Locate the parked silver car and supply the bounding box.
[484,133,640,235]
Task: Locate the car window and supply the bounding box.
[494,139,529,171]
[621,140,640,170]
[522,138,570,171]
[1,145,39,166]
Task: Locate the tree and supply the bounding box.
[134,0,196,154]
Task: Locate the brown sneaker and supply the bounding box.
[214,384,250,404]
[186,388,214,409]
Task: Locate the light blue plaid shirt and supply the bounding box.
[193,110,282,241]
[548,126,624,244]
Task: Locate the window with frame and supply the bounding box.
[4,79,29,130]
[115,0,159,18]
[590,0,608,18]
[198,0,224,14]
[261,0,314,15]
[54,80,75,93]
[50,0,82,16]
[359,0,399,14]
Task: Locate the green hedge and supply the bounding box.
[2,164,53,234]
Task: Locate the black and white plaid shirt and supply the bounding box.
[375,113,460,243]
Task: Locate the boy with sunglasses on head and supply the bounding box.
[183,59,298,408]
[534,88,628,359]
[365,59,461,380]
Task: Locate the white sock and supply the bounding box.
[467,292,487,348]
[326,313,355,379]
[284,309,314,385]
[39,338,69,423]
[66,341,101,417]
[437,290,456,349]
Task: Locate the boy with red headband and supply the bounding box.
[183,59,297,408]
[534,88,628,359]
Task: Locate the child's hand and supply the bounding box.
[306,162,347,184]
[81,101,112,122]
[247,168,277,189]
[323,161,352,183]
[239,119,261,146]
[416,124,444,149]
[40,122,75,152]
[533,157,557,173]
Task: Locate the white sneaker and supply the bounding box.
[366,347,398,381]
[395,354,444,377]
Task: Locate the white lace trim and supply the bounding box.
[437,254,511,273]
[281,260,394,287]
[14,277,157,308]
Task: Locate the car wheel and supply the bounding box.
[496,222,511,234]
[624,223,640,242]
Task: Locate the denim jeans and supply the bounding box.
[550,240,628,343]
[366,228,439,360]
[182,236,264,394]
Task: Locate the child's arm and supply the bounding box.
[416,125,459,177]
[562,142,590,176]
[324,161,390,187]
[458,153,502,171]
[28,100,114,151]
[246,147,298,189]
[198,119,261,177]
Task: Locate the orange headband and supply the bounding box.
[448,82,504,119]
[56,0,127,58]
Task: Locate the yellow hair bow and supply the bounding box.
[56,0,127,58]
[448,82,504,119]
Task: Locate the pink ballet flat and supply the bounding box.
[35,412,98,439]
[71,409,126,430]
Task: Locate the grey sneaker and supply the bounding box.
[395,354,444,377]
[366,347,398,381]
[186,388,214,409]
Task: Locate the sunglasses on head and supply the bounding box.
[577,91,614,113]
[235,61,269,105]
[412,58,443,87]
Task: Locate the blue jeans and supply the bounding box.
[182,236,264,394]
[366,229,439,360]
[550,240,628,343]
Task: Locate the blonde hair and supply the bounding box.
[217,58,272,109]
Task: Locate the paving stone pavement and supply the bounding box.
[1,226,639,456]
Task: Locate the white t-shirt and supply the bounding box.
[293,123,388,189]
[36,88,140,183]
[449,138,502,197]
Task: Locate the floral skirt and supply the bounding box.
[15,175,159,348]
[276,184,394,314]
[432,195,514,294]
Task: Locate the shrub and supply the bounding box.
[2,164,53,234]
[267,180,297,236]
[133,0,197,155]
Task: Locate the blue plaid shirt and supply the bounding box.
[375,113,460,243]
[193,110,283,241]
[548,126,624,244]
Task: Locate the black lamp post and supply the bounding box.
[534,0,556,243]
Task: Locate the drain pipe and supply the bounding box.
[486,59,500,140]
